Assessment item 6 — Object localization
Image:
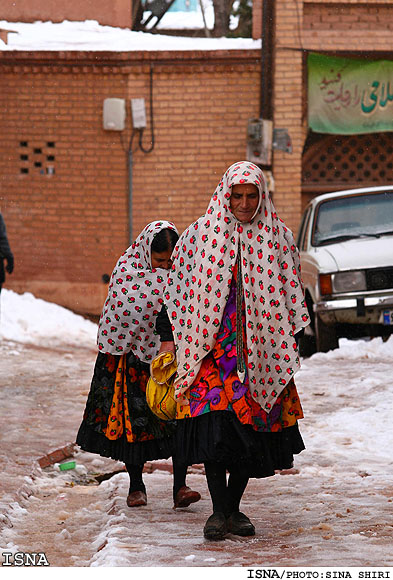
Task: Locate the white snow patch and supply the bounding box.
[0,19,261,52]
[0,289,97,349]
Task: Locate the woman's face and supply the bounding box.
[151,249,173,270]
[230,183,260,223]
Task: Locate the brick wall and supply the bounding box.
[0,50,261,314]
[3,1,392,315]
[253,0,393,226]
[253,0,393,41]
[253,0,306,232]
[0,0,131,28]
[303,2,393,49]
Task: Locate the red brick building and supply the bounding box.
[1,0,393,315]
[253,0,393,212]
[0,0,131,28]
[0,47,261,314]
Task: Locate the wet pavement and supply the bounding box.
[1,340,392,567]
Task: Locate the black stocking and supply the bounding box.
[204,461,228,513]
[125,463,146,494]
[227,469,249,513]
[172,458,188,501]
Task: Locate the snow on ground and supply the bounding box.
[0,289,97,349]
[0,289,393,569]
[0,18,261,52]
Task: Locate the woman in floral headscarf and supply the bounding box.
[77,221,200,510]
[157,162,310,540]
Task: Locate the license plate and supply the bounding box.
[382,309,393,325]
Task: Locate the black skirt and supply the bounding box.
[174,410,305,479]
[76,351,175,465]
[76,420,174,465]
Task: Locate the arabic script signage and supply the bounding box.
[308,53,393,134]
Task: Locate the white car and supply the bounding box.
[297,185,393,354]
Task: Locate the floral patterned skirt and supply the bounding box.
[76,352,175,465]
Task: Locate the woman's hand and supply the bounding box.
[158,341,175,354]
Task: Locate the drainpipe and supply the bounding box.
[128,147,133,245]
[260,0,275,131]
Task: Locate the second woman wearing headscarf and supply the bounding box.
[77,221,201,509]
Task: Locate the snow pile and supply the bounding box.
[0,289,97,349]
[297,335,393,478]
[314,335,393,361]
[0,19,261,52]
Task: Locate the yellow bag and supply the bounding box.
[146,351,177,421]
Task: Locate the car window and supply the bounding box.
[312,191,393,246]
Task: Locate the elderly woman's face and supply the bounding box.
[230,183,260,223]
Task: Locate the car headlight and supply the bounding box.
[332,270,366,293]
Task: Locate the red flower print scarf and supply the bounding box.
[164,162,310,412]
[98,221,178,362]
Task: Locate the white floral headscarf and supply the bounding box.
[97,220,178,362]
[164,162,310,412]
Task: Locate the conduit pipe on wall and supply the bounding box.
[127,66,155,245]
[260,0,275,135]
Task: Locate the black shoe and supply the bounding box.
[227,511,255,536]
[203,512,228,540]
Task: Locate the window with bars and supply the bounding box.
[302,133,393,193]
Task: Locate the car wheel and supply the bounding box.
[315,314,339,353]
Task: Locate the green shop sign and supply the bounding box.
[308,52,393,134]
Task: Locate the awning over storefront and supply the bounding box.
[308,53,393,135]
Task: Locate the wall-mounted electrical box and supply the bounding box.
[103,98,126,131]
[131,98,147,130]
[272,128,293,154]
[246,118,273,165]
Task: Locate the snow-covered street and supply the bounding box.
[0,289,392,568]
